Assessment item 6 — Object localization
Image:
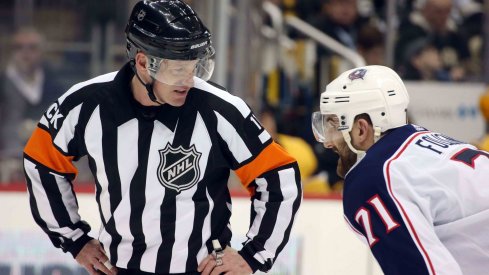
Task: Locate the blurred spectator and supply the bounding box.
[479,90,489,151]
[356,23,386,65]
[267,0,300,16]
[308,0,368,102]
[295,0,323,21]
[398,38,451,81]
[458,0,483,80]
[395,0,470,81]
[0,27,63,182]
[260,106,336,193]
[309,0,360,50]
[260,106,318,182]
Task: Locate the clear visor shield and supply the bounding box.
[146,50,215,86]
[311,112,344,143]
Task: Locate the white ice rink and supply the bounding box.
[1,191,382,275]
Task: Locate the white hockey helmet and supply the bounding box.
[312,65,409,152]
[322,65,408,132]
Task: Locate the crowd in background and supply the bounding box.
[0,0,488,195]
[261,0,487,193]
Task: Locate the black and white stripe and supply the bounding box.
[24,63,302,273]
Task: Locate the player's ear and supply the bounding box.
[355,118,373,145]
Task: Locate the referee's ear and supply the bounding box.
[134,52,150,79]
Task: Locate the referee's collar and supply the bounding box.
[114,62,135,92]
[113,62,155,107]
[113,62,182,129]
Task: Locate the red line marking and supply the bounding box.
[0,182,342,200]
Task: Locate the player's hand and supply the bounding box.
[198,246,253,275]
[75,239,118,275]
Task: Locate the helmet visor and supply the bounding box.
[311,112,343,143]
[146,47,215,86]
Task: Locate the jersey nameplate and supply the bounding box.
[157,144,202,192]
[415,133,463,154]
[45,102,64,130]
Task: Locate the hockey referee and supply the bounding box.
[23,1,302,274]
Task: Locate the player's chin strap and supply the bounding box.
[373,126,382,143]
[131,60,163,105]
[342,126,382,162]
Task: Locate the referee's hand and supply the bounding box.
[198,246,252,275]
[75,239,118,275]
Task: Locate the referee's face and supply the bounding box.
[134,52,194,107]
[152,77,194,107]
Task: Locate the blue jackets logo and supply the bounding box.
[348,68,367,81]
[157,144,202,192]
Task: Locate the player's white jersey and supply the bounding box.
[343,124,489,275]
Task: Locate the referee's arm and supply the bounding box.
[23,101,93,258]
[212,93,303,273]
[235,141,302,273]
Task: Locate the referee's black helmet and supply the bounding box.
[125,0,214,61]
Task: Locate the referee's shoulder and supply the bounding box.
[192,79,250,117]
[58,71,118,107]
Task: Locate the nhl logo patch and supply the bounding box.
[137,9,146,21]
[157,144,202,192]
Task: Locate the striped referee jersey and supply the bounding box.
[23,63,302,274]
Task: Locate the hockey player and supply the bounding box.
[23,1,302,275]
[312,65,489,274]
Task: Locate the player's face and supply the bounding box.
[324,135,357,178]
[315,114,357,178]
[12,31,43,74]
